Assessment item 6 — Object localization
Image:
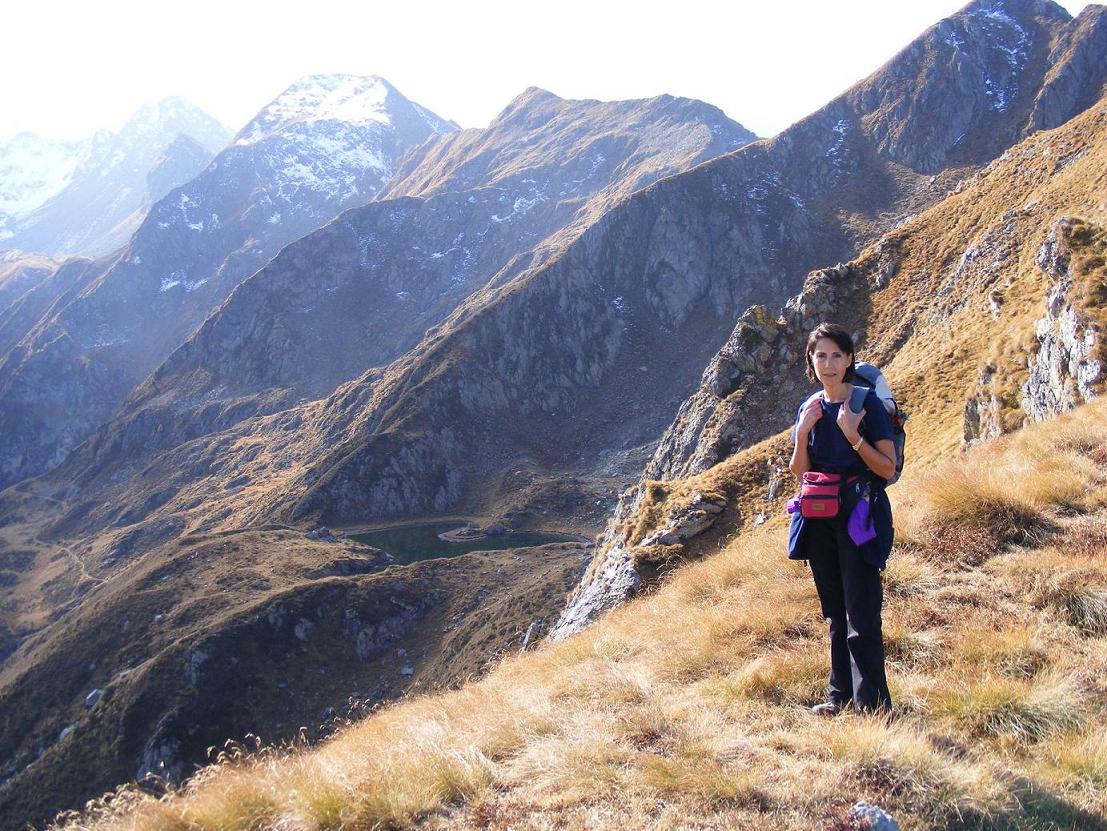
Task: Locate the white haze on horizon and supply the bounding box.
[2,0,1095,143]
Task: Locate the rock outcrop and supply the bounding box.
[1022,216,1103,421]
[551,262,872,638]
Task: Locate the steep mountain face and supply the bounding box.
[92,0,1106,539]
[0,98,230,257]
[0,254,60,318]
[0,76,454,490]
[379,87,752,209]
[68,90,755,490]
[553,84,1107,638]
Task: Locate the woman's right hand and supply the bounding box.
[796,398,823,438]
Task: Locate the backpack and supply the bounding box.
[850,362,907,485]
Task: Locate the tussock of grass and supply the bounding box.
[895,401,1107,569]
[1039,730,1107,798]
[715,649,827,706]
[993,543,1107,636]
[55,401,1107,831]
[931,673,1085,743]
[808,716,1014,819]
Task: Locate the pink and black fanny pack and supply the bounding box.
[799,472,842,519]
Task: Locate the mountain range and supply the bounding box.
[0,75,455,490]
[0,1,1105,828]
[0,98,230,257]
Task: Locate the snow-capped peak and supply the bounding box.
[0,132,87,215]
[234,75,395,146]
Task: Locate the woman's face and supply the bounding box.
[810,337,852,386]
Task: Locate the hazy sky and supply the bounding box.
[2,0,1093,142]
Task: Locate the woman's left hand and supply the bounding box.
[836,398,864,444]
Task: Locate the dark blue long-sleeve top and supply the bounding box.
[787,387,895,569]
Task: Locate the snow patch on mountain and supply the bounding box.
[969,1,1030,112]
[235,75,392,147]
[0,133,88,215]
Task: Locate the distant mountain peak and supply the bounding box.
[961,0,1071,19]
[234,74,398,146]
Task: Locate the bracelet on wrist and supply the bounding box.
[851,436,864,451]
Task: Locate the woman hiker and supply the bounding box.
[788,322,896,715]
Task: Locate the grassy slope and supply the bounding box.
[0,526,589,831]
[51,397,1107,831]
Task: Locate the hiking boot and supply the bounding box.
[811,701,845,717]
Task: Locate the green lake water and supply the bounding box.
[348,522,580,566]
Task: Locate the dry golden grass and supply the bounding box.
[52,397,1107,831]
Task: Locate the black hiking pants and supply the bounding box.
[805,516,892,712]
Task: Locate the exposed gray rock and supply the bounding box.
[1028,5,1107,133]
[354,595,438,661]
[964,366,1006,445]
[522,619,549,655]
[135,731,183,783]
[82,688,103,709]
[294,619,314,642]
[549,485,647,641]
[849,800,901,831]
[183,649,208,686]
[547,539,641,641]
[639,491,727,546]
[1022,217,1102,421]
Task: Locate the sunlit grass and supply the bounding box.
[54,400,1107,831]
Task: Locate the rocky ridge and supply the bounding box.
[73,90,756,478]
[554,84,1107,638]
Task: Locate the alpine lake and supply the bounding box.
[347,521,582,567]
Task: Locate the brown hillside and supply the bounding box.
[47,387,1107,831]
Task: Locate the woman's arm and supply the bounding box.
[836,392,897,480]
[789,399,822,479]
[854,437,897,480]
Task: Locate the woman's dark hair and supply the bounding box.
[805,322,856,383]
